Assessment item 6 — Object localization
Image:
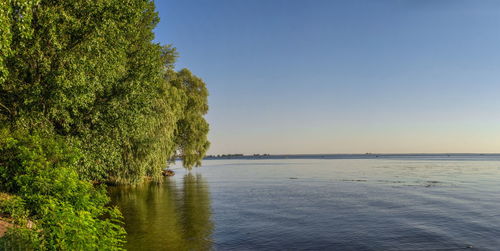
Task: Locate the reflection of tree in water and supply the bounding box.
[181,173,214,250]
[109,173,213,251]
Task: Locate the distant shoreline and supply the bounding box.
[203,153,500,160]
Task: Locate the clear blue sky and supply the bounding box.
[154,0,500,154]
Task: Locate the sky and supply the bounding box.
[154,0,500,155]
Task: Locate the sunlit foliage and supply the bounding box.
[0,0,209,183]
[0,0,209,248]
[0,130,126,250]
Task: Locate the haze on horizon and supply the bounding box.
[154,0,500,155]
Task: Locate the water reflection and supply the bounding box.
[110,173,213,251]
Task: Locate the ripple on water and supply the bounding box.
[112,158,500,250]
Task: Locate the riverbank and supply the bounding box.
[0,218,11,238]
[0,193,13,238]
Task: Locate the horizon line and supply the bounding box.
[205,152,500,156]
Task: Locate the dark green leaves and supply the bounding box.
[0,0,210,184]
[0,0,210,247]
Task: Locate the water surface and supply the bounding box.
[110,156,500,250]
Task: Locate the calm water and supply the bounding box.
[110,156,500,250]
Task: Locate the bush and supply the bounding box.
[0,129,125,250]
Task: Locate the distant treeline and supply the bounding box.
[204,153,500,161]
[0,0,208,249]
[205,154,270,159]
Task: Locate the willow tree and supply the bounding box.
[0,0,210,184]
[1,0,209,248]
[169,69,210,168]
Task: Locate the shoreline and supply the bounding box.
[203,153,500,160]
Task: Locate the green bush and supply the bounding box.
[0,0,210,248]
[0,129,125,250]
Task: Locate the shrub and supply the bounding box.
[0,129,125,250]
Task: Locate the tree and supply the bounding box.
[0,0,210,248]
[170,69,210,168]
[0,0,210,184]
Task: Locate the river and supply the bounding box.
[110,156,500,250]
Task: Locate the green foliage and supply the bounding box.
[169,69,210,168]
[0,0,210,184]
[0,193,42,250]
[0,129,125,250]
[0,0,210,248]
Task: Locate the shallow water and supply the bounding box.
[110,157,500,250]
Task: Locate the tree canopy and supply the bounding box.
[0,0,209,249]
[0,0,210,184]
